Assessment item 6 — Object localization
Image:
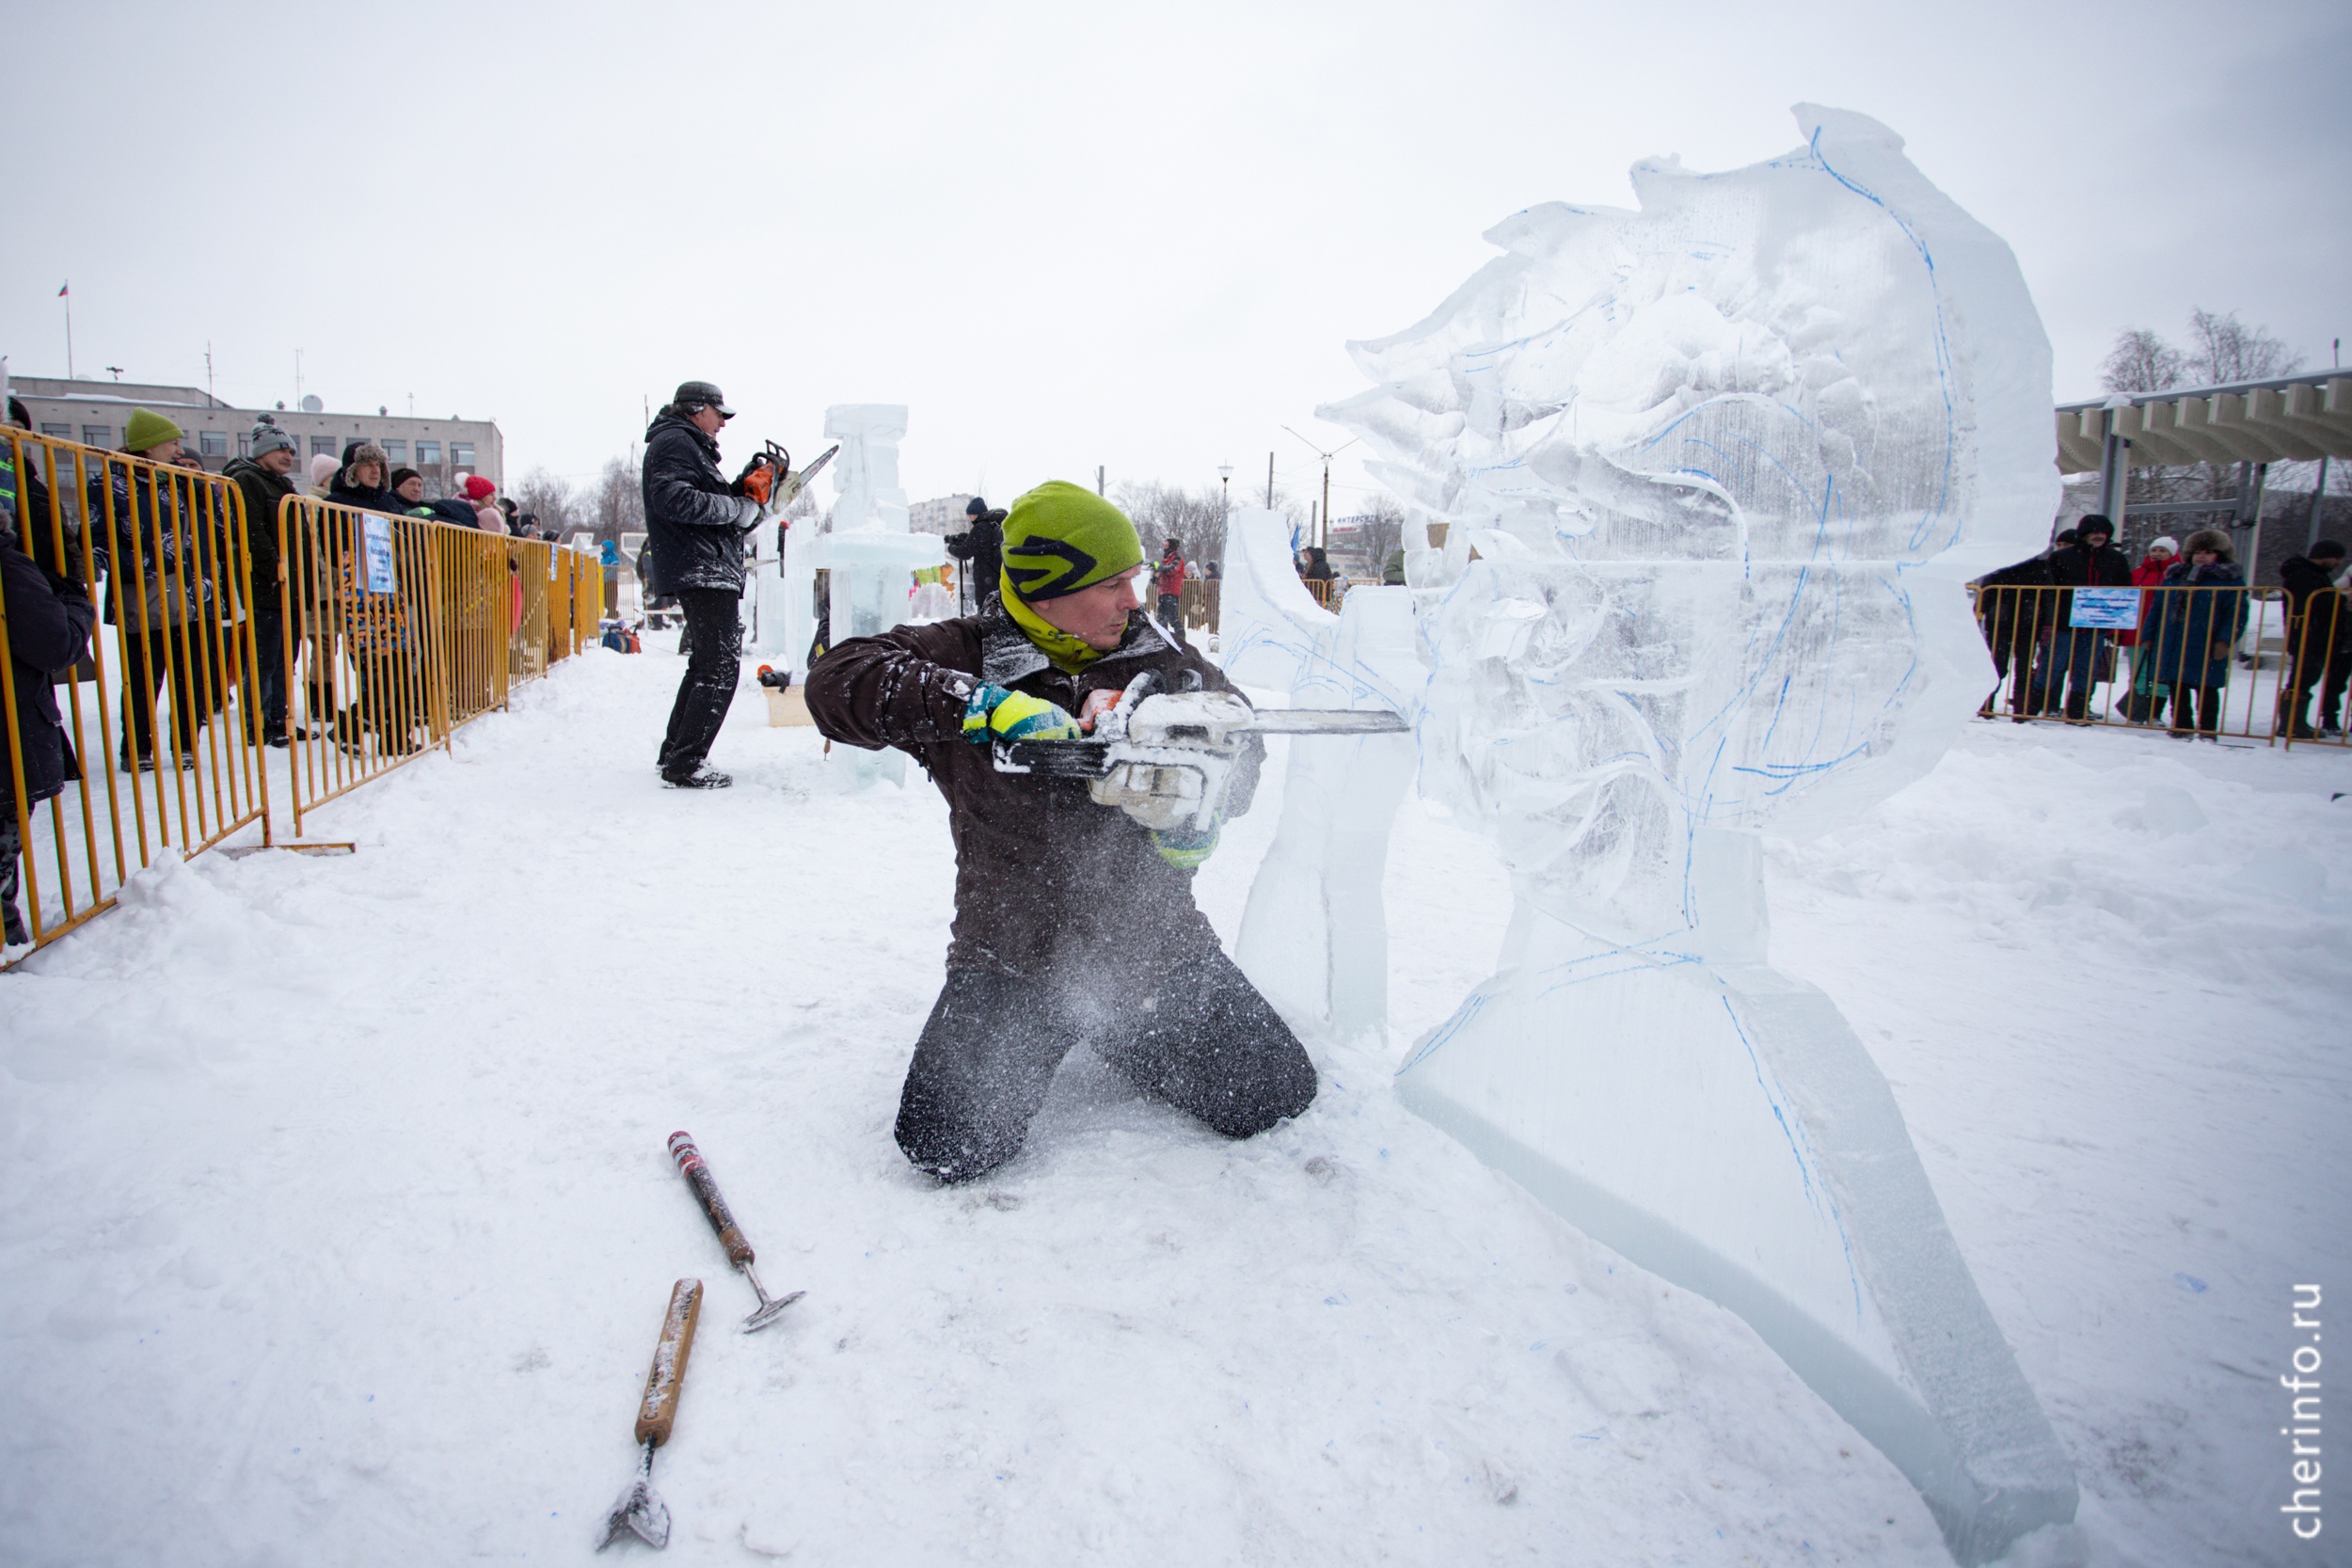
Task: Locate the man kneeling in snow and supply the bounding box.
[807,482,1316,1181]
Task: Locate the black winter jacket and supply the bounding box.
[642,411,754,594]
[0,532,96,815]
[2044,539,2132,625]
[87,459,212,629]
[806,604,1262,978]
[1976,554,2052,653]
[223,455,294,605]
[944,513,1004,608]
[2280,555,2351,657]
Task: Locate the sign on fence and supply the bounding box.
[362,515,398,594]
[2070,588,2139,630]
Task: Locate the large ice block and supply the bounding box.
[1324,106,2074,1562]
[1222,510,1421,1040]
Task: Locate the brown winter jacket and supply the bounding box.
[806,604,1263,978]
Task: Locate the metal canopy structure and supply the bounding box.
[2057,373,2352,473]
[2052,373,2352,557]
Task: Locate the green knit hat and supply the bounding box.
[122,407,183,454]
[1001,481,1144,602]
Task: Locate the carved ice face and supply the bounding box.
[1327,110,2055,934]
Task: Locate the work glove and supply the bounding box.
[1149,816,1221,870]
[961,682,1085,745]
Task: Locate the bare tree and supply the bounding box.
[2100,329,2185,395]
[2184,309,2301,387]
[1113,481,1231,569]
[509,467,580,534]
[2087,309,2308,547]
[1353,496,1406,571]
[590,453,644,546]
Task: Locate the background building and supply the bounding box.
[908,494,977,537]
[9,376,503,497]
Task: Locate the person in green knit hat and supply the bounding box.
[808,480,1316,1183]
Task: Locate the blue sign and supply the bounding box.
[2070,587,2139,630]
[362,515,397,594]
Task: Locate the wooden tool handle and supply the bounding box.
[668,1132,755,1266]
[634,1277,703,1448]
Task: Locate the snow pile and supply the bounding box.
[0,645,2344,1564]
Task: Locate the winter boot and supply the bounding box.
[1,815,28,947]
[661,764,733,789]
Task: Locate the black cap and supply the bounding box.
[2310,539,2347,562]
[2076,514,2114,538]
[966,496,989,516]
[672,381,735,419]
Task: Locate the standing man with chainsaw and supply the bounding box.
[643,381,794,788]
[807,481,1318,1182]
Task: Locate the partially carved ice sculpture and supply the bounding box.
[1224,510,1420,1041]
[785,404,943,785]
[1319,106,2076,1562]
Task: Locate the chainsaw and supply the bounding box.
[993,670,1408,832]
[742,441,838,515]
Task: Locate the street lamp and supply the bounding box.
[1216,462,1233,521]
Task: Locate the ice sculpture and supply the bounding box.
[784,405,943,785]
[1322,107,2075,1563]
[1224,510,1419,1040]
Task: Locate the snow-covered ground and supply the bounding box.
[1,638,2344,1566]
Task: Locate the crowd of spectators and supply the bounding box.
[1974,512,2350,738]
[0,401,574,847]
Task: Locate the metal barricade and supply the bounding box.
[1970,580,2351,748]
[571,546,603,653]
[1180,578,1220,635]
[276,502,590,839]
[1,428,271,958]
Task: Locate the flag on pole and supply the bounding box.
[57,282,69,296]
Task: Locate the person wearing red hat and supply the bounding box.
[460,473,501,531]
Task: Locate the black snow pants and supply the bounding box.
[896,946,1318,1183]
[658,587,742,777]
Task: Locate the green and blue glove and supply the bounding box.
[961,682,1084,745]
[1149,816,1221,870]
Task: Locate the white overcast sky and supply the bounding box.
[5,0,2345,512]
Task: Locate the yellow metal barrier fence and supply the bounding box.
[1970,580,2350,749]
[276,499,603,838]
[0,428,271,957]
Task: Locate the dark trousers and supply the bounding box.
[659,587,741,775]
[2280,635,2349,734]
[249,607,289,740]
[896,947,1319,1183]
[119,626,215,764]
[2169,683,2224,735]
[2030,627,2106,720]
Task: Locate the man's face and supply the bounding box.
[395,476,424,503]
[258,447,296,477]
[1033,569,1144,651]
[353,460,383,489]
[2081,531,2111,550]
[690,405,728,437]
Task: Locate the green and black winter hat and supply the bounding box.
[1000,481,1144,603]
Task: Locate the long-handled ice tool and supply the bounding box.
[597,1278,704,1552]
[668,1132,804,1332]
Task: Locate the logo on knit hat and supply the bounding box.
[1005,535,1101,600]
